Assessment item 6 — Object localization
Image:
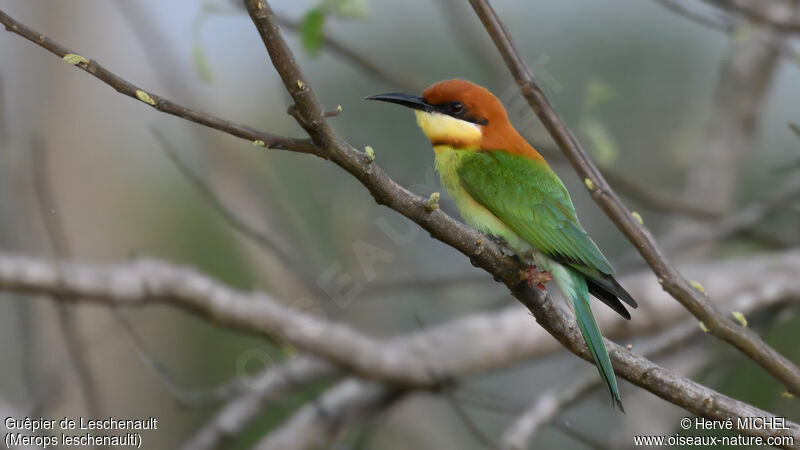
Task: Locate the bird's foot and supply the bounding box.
[522,265,552,291]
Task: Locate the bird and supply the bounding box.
[366,79,637,411]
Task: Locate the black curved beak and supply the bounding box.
[365,93,433,112]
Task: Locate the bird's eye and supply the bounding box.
[450,102,465,115]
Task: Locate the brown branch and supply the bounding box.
[0,8,314,154]
[467,0,800,397]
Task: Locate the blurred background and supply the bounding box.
[0,0,799,448]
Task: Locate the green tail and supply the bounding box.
[552,264,624,411]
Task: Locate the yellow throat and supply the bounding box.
[414,110,482,149]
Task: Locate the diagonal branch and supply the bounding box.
[0,8,314,154]
[467,0,800,396]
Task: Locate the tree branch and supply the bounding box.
[0,8,314,154]
[467,0,800,396]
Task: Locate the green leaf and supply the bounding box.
[732,311,748,327]
[300,7,327,57]
[690,280,706,294]
[426,192,440,212]
[136,90,156,106]
[63,53,88,65]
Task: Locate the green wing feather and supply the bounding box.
[456,151,613,274]
[455,150,636,317]
[456,150,627,410]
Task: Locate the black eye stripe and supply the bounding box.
[432,101,489,126]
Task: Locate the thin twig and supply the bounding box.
[0,8,314,154]
[112,310,247,408]
[668,174,800,250]
[601,169,720,220]
[653,0,732,30]
[151,129,302,276]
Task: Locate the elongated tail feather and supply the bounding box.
[552,265,624,411]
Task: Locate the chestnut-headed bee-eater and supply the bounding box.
[367,79,637,411]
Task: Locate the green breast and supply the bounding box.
[433,146,525,250]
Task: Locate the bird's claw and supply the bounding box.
[522,265,552,291]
